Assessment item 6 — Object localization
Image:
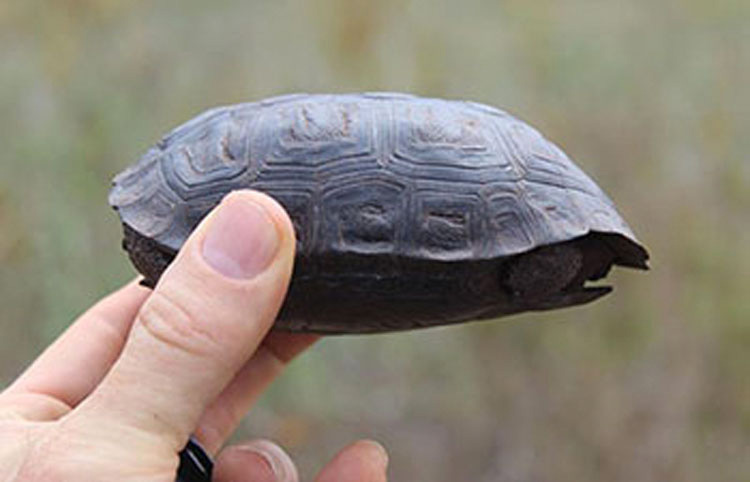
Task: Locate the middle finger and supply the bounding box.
[195,332,319,453]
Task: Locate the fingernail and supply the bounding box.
[238,440,299,482]
[360,440,389,469]
[201,195,280,279]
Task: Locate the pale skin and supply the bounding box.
[0,190,388,481]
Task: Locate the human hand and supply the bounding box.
[0,190,388,481]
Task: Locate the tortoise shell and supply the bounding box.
[109,93,648,334]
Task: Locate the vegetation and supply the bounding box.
[1,1,748,479]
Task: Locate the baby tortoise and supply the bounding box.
[110,93,649,334]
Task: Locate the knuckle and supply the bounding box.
[136,290,221,358]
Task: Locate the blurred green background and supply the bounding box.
[1,0,749,480]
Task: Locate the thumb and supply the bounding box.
[70,190,296,450]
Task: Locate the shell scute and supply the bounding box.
[111,93,647,265]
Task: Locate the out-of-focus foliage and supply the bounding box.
[1,0,748,480]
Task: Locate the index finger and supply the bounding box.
[4,279,149,409]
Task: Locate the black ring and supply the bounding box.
[176,436,214,482]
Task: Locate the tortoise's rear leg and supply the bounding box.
[502,235,617,300]
[503,243,583,299]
